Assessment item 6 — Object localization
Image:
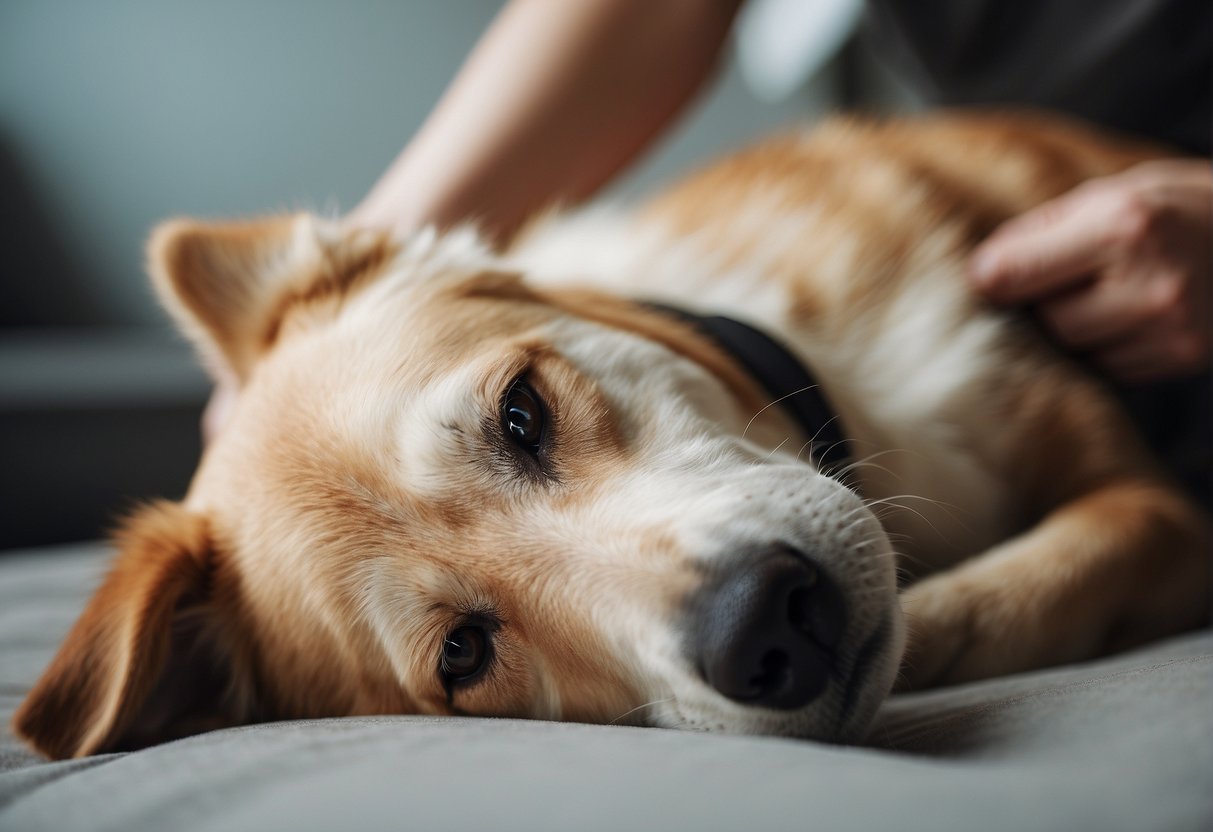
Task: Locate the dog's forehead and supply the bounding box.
[202,288,537,480]
[192,262,774,581]
[196,277,627,541]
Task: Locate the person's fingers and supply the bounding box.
[1096,327,1209,383]
[1035,271,1154,348]
[968,186,1132,304]
[973,159,1211,381]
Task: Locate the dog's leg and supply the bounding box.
[896,479,1210,690]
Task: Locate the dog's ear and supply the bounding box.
[148,214,320,381]
[148,215,391,382]
[11,502,247,759]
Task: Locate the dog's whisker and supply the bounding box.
[741,383,823,439]
[801,414,846,467]
[857,492,973,541]
[863,492,971,533]
[826,447,918,483]
[850,537,896,552]
[838,516,874,537]
[830,460,903,481]
[863,492,954,511]
[609,696,675,725]
[837,501,880,523]
[794,438,815,464]
[765,436,792,461]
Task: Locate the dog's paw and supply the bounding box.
[894,573,977,691]
[896,561,1068,691]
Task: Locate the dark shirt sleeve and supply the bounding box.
[863,0,1212,155]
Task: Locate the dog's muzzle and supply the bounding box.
[691,545,846,710]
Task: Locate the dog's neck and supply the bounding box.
[645,303,850,474]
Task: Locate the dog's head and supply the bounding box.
[14,215,904,758]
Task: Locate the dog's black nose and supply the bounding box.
[694,546,846,710]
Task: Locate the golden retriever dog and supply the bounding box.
[14,112,1210,759]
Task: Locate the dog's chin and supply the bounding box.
[829,612,905,742]
[828,642,903,744]
[660,613,904,743]
[779,618,904,743]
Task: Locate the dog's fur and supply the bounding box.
[14,112,1211,759]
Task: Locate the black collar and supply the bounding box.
[646,304,851,473]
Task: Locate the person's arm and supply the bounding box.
[969,159,1212,382]
[203,0,740,442]
[347,0,743,245]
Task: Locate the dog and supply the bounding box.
[14,111,1210,759]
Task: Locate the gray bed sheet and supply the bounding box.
[1,542,1210,831]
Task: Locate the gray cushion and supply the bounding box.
[2,542,1210,831]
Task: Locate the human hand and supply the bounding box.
[969,160,1212,382]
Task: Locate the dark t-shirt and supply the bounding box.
[865,0,1211,504]
[864,0,1212,154]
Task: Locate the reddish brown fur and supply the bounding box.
[643,112,1167,324]
[12,503,221,757]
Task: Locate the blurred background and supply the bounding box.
[0,0,915,551]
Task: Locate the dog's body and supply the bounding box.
[15,112,1210,759]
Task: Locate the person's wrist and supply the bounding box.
[344,193,414,234]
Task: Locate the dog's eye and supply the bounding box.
[502,380,545,454]
[441,625,490,682]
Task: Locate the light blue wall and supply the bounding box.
[0,0,834,328]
